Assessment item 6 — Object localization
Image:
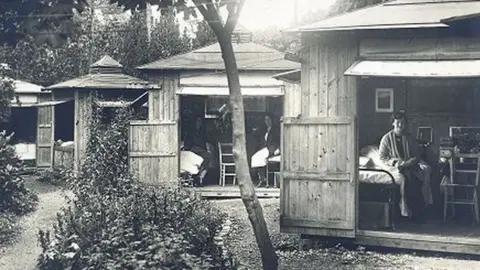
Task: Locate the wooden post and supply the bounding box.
[73,90,92,175]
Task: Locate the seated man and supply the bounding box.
[251,114,280,187]
[379,111,431,224]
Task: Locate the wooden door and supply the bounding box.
[280,116,357,238]
[36,95,53,168]
[129,120,179,184]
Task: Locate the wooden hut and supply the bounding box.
[132,25,299,192]
[279,0,480,255]
[43,55,151,172]
[0,79,53,167]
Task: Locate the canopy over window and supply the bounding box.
[345,60,480,78]
[10,98,74,108]
[176,86,283,96]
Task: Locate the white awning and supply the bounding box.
[344,60,480,78]
[13,98,74,108]
[176,86,284,96]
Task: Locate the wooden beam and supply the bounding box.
[282,171,350,181]
[360,37,480,60]
[130,120,176,126]
[283,116,352,125]
[356,230,480,255]
[129,152,176,158]
[281,217,352,230]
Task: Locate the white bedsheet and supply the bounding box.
[14,143,36,160]
[359,169,399,185]
[180,150,203,175]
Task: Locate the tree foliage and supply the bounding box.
[0,0,89,46]
[253,0,389,55]
[0,2,215,86]
[328,0,389,16]
[0,64,14,123]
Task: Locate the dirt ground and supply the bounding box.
[3,180,480,270]
[0,179,69,270]
[213,198,480,270]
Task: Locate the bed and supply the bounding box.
[358,146,401,230]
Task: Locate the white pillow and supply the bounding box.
[359,157,373,168]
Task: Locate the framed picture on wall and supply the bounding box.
[375,88,394,113]
[417,126,433,143]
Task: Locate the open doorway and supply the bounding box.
[54,100,74,143]
[179,95,283,188]
[356,77,480,240]
[0,107,38,164]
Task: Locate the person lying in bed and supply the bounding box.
[379,111,431,224]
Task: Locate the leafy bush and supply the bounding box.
[38,104,230,270]
[34,168,70,186]
[68,104,136,197]
[0,213,19,246]
[0,131,38,215]
[0,65,14,123]
[38,184,227,270]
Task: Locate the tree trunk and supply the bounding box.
[217,34,279,270]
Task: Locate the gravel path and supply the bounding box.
[214,198,480,270]
[0,180,69,270]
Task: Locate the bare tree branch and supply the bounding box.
[192,0,223,36]
[224,0,245,36]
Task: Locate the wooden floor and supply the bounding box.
[192,185,280,199]
[357,217,480,255]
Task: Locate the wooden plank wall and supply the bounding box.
[53,145,74,170]
[129,121,178,184]
[149,74,179,121]
[280,33,359,237]
[74,90,92,174]
[359,37,480,60]
[36,94,53,168]
[127,72,179,183]
[300,34,358,118]
[283,82,302,118]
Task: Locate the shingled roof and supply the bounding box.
[45,55,149,90]
[290,0,480,33]
[137,42,300,71]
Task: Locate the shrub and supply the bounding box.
[68,104,136,197]
[38,104,231,270]
[38,184,227,270]
[34,168,70,186]
[0,213,19,246]
[0,130,38,215]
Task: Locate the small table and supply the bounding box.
[266,155,281,188]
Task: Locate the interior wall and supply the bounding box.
[358,77,407,149]
[54,100,74,142]
[0,107,37,143]
[407,79,480,147]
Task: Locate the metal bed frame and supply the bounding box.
[359,167,399,231]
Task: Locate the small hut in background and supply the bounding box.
[43,55,151,172]
[0,79,51,167]
[130,24,299,190]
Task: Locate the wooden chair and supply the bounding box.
[218,142,236,186]
[444,153,480,224]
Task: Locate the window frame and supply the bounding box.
[375,88,394,113]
